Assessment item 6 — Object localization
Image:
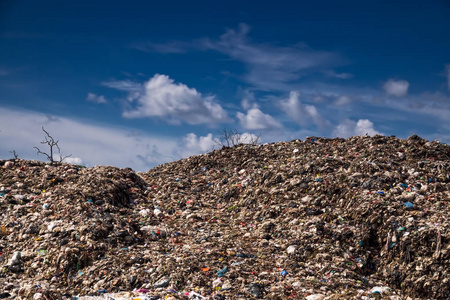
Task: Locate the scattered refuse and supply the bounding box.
[0,134,449,299]
[153,276,170,288]
[370,286,391,296]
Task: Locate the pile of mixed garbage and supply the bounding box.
[0,135,449,299]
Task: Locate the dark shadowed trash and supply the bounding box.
[0,135,449,299]
[248,282,263,298]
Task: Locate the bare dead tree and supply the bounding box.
[247,132,261,145]
[9,150,19,159]
[214,128,261,147]
[34,126,72,163]
[215,128,237,147]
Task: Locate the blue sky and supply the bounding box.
[1,0,450,171]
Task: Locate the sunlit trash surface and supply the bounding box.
[0,135,449,299]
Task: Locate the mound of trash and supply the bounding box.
[0,135,449,299]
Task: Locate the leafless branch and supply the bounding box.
[34,126,71,163]
[214,128,261,148]
[248,132,261,145]
[9,150,19,159]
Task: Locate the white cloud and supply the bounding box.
[239,89,255,110]
[354,119,382,136]
[446,64,450,90]
[181,133,216,157]
[179,131,262,158]
[332,119,382,138]
[280,91,329,129]
[214,131,262,147]
[201,24,339,90]
[334,95,351,106]
[241,98,253,110]
[383,79,409,97]
[107,74,230,125]
[237,107,282,130]
[0,107,182,172]
[205,24,335,70]
[86,93,107,104]
[239,132,261,144]
[64,157,83,165]
[323,70,353,79]
[101,80,142,92]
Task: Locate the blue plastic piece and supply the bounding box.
[217,266,229,277]
[403,202,414,208]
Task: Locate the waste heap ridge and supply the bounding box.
[0,135,449,299]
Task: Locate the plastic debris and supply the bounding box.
[370,286,391,295]
[0,134,449,299]
[403,201,414,208]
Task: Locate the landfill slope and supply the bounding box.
[0,135,449,299]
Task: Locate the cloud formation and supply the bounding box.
[204,24,339,90]
[239,89,256,110]
[280,91,329,129]
[332,119,382,138]
[0,107,183,171]
[101,80,142,92]
[334,95,351,106]
[323,70,353,79]
[383,79,409,97]
[106,74,230,125]
[180,131,262,158]
[237,107,282,130]
[148,24,340,91]
[180,133,216,157]
[86,93,107,104]
[64,157,83,165]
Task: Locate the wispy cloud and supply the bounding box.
[404,101,450,121]
[279,91,330,129]
[0,107,183,171]
[101,79,142,92]
[104,74,231,125]
[201,24,340,90]
[237,107,282,130]
[383,79,409,97]
[418,91,450,103]
[86,93,107,104]
[145,24,342,91]
[332,119,382,138]
[366,89,450,122]
[334,95,352,106]
[239,89,256,110]
[323,70,353,79]
[45,114,60,123]
[132,40,193,54]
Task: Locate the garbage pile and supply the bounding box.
[1,135,449,299]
